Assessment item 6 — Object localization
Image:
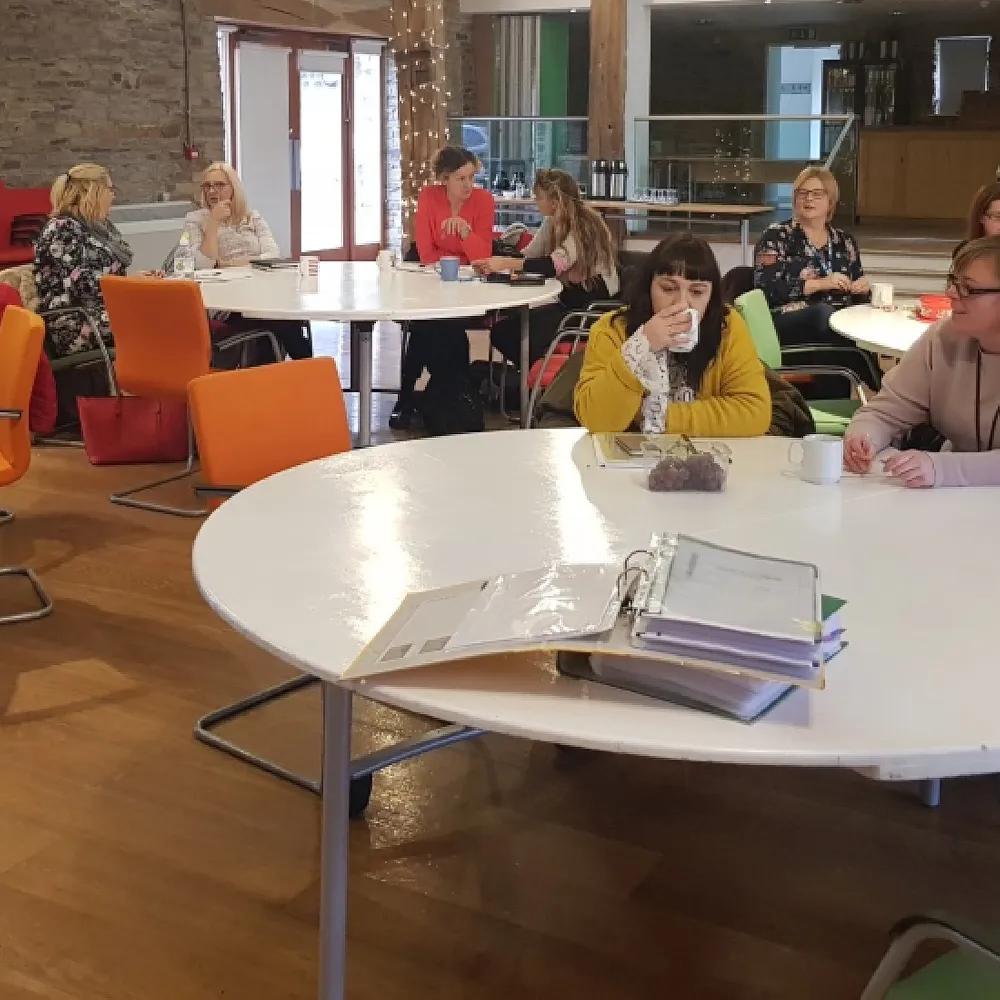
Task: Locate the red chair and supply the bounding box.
[524,308,611,425]
[0,181,51,267]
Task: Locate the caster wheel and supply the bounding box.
[349,773,373,818]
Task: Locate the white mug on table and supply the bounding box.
[668,308,700,354]
[789,434,843,485]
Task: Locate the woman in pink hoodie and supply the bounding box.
[845,236,1000,488]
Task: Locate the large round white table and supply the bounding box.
[198,262,561,445]
[193,429,1000,1000]
[830,303,928,359]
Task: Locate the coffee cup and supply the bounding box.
[789,434,843,485]
[668,308,700,353]
[439,256,461,282]
[872,282,894,310]
[376,249,396,271]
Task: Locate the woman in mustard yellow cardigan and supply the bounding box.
[574,235,770,437]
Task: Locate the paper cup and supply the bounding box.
[872,282,894,310]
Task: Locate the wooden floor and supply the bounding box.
[2,329,1000,999]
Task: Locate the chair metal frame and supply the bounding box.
[100,325,283,519]
[190,483,484,817]
[860,913,1000,999]
[491,299,620,423]
[526,308,610,427]
[0,409,54,625]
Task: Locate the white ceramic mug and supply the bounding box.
[872,282,894,310]
[376,249,396,271]
[669,308,701,354]
[789,434,844,485]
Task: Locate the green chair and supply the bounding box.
[861,914,1000,999]
[735,289,871,436]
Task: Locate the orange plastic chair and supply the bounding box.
[188,356,350,501]
[187,357,375,811]
[99,275,280,517]
[0,305,54,623]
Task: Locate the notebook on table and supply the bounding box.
[342,534,845,706]
[250,258,299,270]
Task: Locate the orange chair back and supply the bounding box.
[100,276,212,398]
[0,305,44,487]
[188,358,351,495]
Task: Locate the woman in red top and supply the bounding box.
[391,147,496,431]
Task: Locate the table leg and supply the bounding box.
[355,321,373,448]
[318,682,352,1000]
[519,306,530,428]
[740,218,750,267]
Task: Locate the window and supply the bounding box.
[934,35,992,116]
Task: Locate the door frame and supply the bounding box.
[223,24,387,260]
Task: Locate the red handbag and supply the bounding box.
[78,395,190,466]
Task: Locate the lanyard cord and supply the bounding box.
[975,349,1000,453]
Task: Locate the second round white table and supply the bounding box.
[198,261,561,445]
[830,303,928,359]
[194,429,1000,1000]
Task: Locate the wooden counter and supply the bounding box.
[859,129,1000,220]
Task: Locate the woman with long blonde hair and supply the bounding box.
[34,162,134,359]
[179,162,311,364]
[482,168,619,368]
[182,161,280,269]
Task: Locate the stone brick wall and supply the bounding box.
[444,0,477,118]
[0,0,224,203]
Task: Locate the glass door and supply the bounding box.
[226,29,386,261]
[296,50,348,260]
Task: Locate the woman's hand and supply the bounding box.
[136,270,166,279]
[805,273,852,296]
[851,276,871,296]
[843,432,876,474]
[442,216,471,239]
[209,201,232,226]
[473,256,522,274]
[883,450,935,489]
[642,305,695,353]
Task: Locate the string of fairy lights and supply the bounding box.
[391,0,452,226]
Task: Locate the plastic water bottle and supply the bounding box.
[173,231,196,278]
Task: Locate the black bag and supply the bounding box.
[421,377,485,436]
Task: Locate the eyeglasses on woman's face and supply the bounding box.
[947,273,1000,299]
[795,186,828,203]
[202,180,230,192]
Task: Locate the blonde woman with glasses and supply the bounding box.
[180,162,311,363]
[753,165,875,391]
[183,161,280,268]
[33,163,133,358]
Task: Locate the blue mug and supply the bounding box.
[439,256,460,282]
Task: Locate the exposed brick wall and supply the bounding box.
[444,0,477,118]
[0,0,224,203]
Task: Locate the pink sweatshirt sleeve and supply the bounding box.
[847,328,934,452]
[929,450,1000,488]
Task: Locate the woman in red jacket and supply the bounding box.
[391,147,496,431]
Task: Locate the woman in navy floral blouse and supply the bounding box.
[753,167,876,387]
[34,163,134,359]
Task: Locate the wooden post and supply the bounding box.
[588,0,627,162]
[391,0,449,242]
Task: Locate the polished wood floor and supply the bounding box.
[1,328,999,999]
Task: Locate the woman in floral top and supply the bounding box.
[34,163,133,359]
[753,166,876,388]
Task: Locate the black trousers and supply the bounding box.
[211,314,314,369]
[400,319,470,402]
[772,303,879,397]
[490,277,613,370]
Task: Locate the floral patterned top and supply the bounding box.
[753,219,867,313]
[34,215,133,358]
